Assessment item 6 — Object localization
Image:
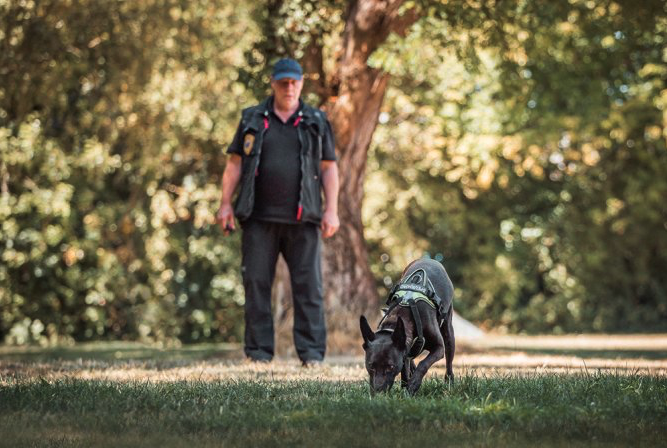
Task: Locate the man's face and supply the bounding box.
[271,77,303,111]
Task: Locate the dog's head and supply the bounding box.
[360,315,407,393]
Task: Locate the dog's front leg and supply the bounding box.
[407,346,444,395]
[400,361,410,388]
[400,358,416,388]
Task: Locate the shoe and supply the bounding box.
[301,359,323,368]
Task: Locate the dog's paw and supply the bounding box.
[407,377,422,396]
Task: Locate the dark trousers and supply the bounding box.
[241,219,326,362]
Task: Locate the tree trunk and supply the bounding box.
[273,0,418,356]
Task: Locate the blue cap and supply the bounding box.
[272,58,303,81]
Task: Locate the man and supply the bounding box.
[216,58,340,366]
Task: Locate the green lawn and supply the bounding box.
[1,370,666,447]
[2,339,667,447]
[0,341,241,362]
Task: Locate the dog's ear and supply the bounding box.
[360,315,375,349]
[392,317,407,351]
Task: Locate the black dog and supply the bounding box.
[360,258,455,395]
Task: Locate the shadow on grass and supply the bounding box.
[0,341,243,362]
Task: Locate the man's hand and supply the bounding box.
[321,208,339,239]
[216,203,236,235]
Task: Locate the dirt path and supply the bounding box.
[448,333,667,375]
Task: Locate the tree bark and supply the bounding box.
[273,0,419,356]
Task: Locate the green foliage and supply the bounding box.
[0,0,255,344]
[237,0,346,105]
[365,0,667,333]
[1,374,666,446]
[2,0,666,343]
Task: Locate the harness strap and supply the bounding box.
[378,301,400,328]
[407,300,426,358]
[385,284,400,305]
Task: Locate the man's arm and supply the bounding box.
[216,154,242,235]
[320,160,340,238]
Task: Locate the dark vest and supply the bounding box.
[234,97,328,224]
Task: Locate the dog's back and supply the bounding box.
[401,258,454,312]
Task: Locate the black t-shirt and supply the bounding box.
[227,99,336,223]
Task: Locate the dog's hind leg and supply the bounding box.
[442,306,455,381]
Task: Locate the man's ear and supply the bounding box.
[392,317,407,351]
[360,315,375,349]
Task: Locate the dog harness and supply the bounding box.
[379,268,446,358]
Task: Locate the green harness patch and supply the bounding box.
[394,290,437,309]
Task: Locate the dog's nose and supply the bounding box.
[372,378,392,393]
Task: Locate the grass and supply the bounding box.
[1,337,666,447]
[1,371,666,447]
[0,341,241,362]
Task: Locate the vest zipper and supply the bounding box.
[296,110,305,222]
[254,111,270,177]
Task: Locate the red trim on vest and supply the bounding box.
[294,116,302,127]
[296,205,303,221]
[263,117,269,129]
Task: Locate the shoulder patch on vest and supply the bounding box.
[243,134,254,155]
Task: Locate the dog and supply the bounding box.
[360,257,455,395]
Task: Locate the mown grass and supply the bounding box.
[0,341,241,362]
[1,371,666,447]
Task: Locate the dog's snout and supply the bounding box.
[371,375,394,393]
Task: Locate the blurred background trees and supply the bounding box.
[1,0,665,347]
[1,0,251,344]
[366,0,667,333]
